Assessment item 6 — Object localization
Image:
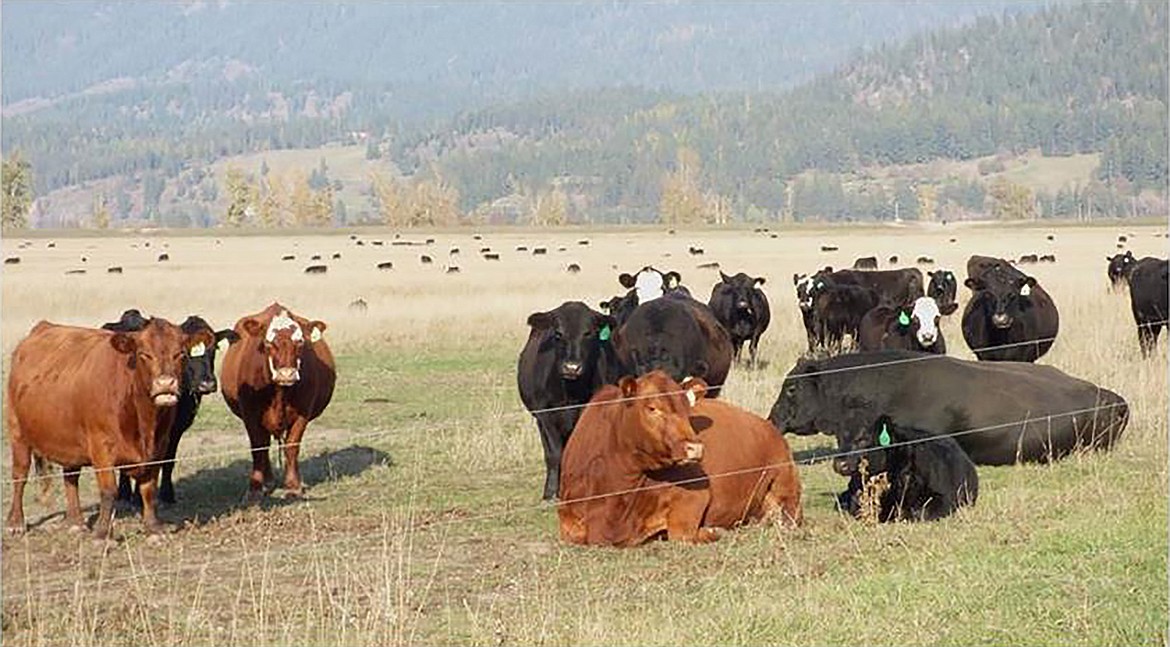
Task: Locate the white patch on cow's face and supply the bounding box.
[1019,284,1032,297]
[796,276,815,309]
[310,326,322,343]
[912,296,941,346]
[634,269,665,303]
[265,310,303,343]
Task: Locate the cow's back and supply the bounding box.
[616,299,731,394]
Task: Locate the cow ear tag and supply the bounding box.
[1019,284,1032,297]
[878,423,892,447]
[189,342,207,358]
[897,311,911,327]
[217,337,230,352]
[310,327,323,343]
[599,325,611,342]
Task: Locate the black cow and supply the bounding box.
[517,301,623,500]
[821,267,925,307]
[834,416,978,522]
[961,257,1059,362]
[1018,254,1038,265]
[768,349,1128,465]
[811,283,880,351]
[857,296,946,354]
[927,269,959,315]
[1106,251,1138,291]
[102,310,238,504]
[793,269,834,351]
[613,297,732,398]
[708,271,771,367]
[853,256,878,270]
[1127,257,1169,357]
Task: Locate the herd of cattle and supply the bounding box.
[2,241,1166,548]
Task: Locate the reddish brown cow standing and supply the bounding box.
[5,319,209,538]
[220,303,335,500]
[558,372,802,547]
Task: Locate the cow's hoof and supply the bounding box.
[6,523,27,536]
[696,528,721,543]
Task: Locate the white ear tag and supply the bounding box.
[189,342,207,358]
[217,337,230,352]
[310,327,322,343]
[686,389,696,407]
[1020,284,1032,297]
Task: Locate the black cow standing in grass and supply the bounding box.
[517,301,623,500]
[708,271,771,367]
[613,296,733,398]
[1127,257,1169,357]
[834,416,978,522]
[102,310,238,505]
[961,256,1059,362]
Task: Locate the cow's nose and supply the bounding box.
[274,368,300,385]
[991,313,1012,328]
[197,378,218,394]
[560,361,583,379]
[736,300,750,309]
[153,375,178,393]
[832,458,852,476]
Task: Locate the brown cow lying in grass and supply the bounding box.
[558,371,801,547]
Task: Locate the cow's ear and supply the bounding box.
[665,271,681,288]
[964,277,984,291]
[719,271,731,283]
[618,273,635,288]
[187,329,215,356]
[928,270,936,278]
[526,311,554,330]
[753,276,766,287]
[308,320,327,342]
[242,318,264,338]
[215,329,240,347]
[1125,251,1134,259]
[793,273,801,285]
[618,376,638,399]
[680,376,707,404]
[110,333,136,355]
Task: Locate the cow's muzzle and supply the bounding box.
[677,441,704,464]
[991,313,1013,329]
[196,378,218,395]
[268,357,301,386]
[917,332,936,346]
[151,376,179,407]
[832,457,856,477]
[560,361,584,380]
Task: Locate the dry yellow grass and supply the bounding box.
[0,222,1166,646]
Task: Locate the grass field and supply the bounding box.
[1,222,1167,646]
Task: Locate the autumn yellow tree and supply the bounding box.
[660,146,708,225]
[530,186,568,226]
[370,171,407,227]
[988,178,1036,220]
[257,173,286,227]
[2,152,34,230]
[91,192,111,229]
[224,166,256,227]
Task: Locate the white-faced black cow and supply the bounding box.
[708,271,771,367]
[517,301,624,500]
[961,255,1059,362]
[599,267,692,327]
[1127,257,1169,357]
[768,349,1128,465]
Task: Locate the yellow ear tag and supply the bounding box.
[310,327,322,343]
[189,342,207,358]
[217,337,229,352]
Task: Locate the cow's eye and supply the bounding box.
[553,330,564,340]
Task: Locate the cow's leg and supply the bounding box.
[5,434,31,535]
[665,489,716,543]
[731,339,743,363]
[158,425,184,504]
[136,469,165,534]
[62,468,85,531]
[244,419,275,503]
[536,417,564,501]
[749,334,760,368]
[116,470,133,507]
[1138,320,1161,358]
[280,417,310,497]
[90,466,118,540]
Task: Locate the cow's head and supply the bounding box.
[110,318,210,407]
[617,266,682,304]
[794,272,831,313]
[1106,251,1136,287]
[927,270,959,315]
[598,292,638,328]
[897,296,942,348]
[965,274,1037,329]
[101,308,150,333]
[179,315,239,395]
[243,310,326,386]
[527,302,616,381]
[618,372,705,468]
[768,358,822,436]
[833,415,897,477]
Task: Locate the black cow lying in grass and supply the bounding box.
[833,416,978,522]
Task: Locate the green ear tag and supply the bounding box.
[599,325,611,342]
[897,311,911,327]
[878,423,892,447]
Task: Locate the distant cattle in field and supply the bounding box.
[103,311,237,507]
[697,262,720,270]
[473,234,483,241]
[1127,257,1169,357]
[1039,254,1055,263]
[917,256,934,265]
[708,271,770,367]
[1046,234,1055,241]
[518,301,623,499]
[949,238,957,243]
[484,253,501,261]
[47,242,56,248]
[158,254,170,262]
[6,318,207,538]
[578,239,590,246]
[349,298,368,313]
[1018,254,1038,264]
[689,246,704,255]
[445,265,461,274]
[567,263,581,273]
[1118,235,1128,243]
[532,247,547,255]
[1107,251,1138,291]
[65,269,86,275]
[961,255,1059,362]
[926,270,960,315]
[480,247,492,254]
[888,255,899,264]
[853,256,878,270]
[420,255,433,264]
[356,240,365,247]
[107,266,123,274]
[4,257,19,265]
[81,256,88,263]
[311,254,321,260]
[516,245,528,252]
[372,240,384,246]
[220,304,336,500]
[376,261,393,271]
[858,296,946,354]
[450,247,460,255]
[557,246,567,252]
[304,265,327,274]
[834,416,977,522]
[667,229,676,235]
[821,245,838,252]
[282,255,295,261]
[558,374,801,546]
[332,252,341,260]
[426,238,435,245]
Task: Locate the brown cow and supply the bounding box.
[558,372,802,547]
[220,303,336,501]
[5,319,208,538]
